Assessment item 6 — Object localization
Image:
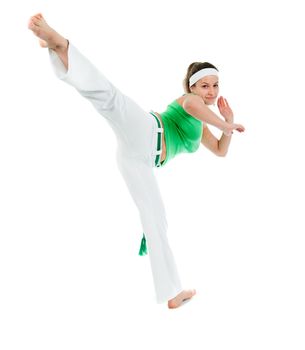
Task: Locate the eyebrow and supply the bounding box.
[200,81,219,85]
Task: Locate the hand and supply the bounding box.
[223,123,245,136]
[217,96,234,122]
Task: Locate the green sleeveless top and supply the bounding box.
[159,99,203,167]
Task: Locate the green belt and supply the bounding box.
[149,111,163,168]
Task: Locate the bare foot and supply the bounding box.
[168,289,196,309]
[28,13,68,51]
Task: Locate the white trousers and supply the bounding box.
[48,43,183,303]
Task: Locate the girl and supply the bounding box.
[28,13,245,309]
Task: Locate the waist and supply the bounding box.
[149,111,166,163]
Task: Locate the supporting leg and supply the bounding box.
[116,151,183,303]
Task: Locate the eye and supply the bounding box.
[214,84,219,88]
[201,85,208,88]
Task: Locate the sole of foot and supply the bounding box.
[168,289,196,309]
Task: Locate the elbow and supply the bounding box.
[216,141,228,157]
[216,149,228,157]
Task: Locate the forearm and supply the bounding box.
[218,132,232,156]
[183,98,228,131]
[196,106,228,130]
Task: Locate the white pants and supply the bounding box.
[48,43,183,303]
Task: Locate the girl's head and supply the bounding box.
[183,62,219,105]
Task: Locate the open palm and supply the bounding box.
[217,96,233,122]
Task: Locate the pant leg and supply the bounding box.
[48,43,183,303]
[116,150,183,303]
[49,43,154,158]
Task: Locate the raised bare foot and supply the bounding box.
[28,13,68,51]
[168,289,196,309]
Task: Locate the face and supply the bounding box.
[190,75,219,105]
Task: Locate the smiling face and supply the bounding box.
[190,75,219,105]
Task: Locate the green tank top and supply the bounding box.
[159,99,203,167]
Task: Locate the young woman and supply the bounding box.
[28,13,245,309]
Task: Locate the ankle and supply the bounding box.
[53,38,69,53]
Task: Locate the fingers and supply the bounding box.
[218,96,230,111]
[218,96,224,106]
[218,96,230,108]
[217,98,222,110]
[217,96,225,110]
[235,124,245,132]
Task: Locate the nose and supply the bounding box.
[208,86,215,95]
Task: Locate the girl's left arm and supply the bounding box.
[201,96,242,156]
[201,125,232,157]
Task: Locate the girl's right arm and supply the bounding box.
[182,94,244,135]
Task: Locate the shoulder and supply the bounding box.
[180,93,206,115]
[175,93,201,108]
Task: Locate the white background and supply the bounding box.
[0,1,304,349]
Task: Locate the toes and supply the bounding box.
[29,13,44,25]
[35,13,44,21]
[28,20,40,31]
[31,17,41,26]
[28,21,37,30]
[32,13,43,19]
[168,300,178,309]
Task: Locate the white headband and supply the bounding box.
[189,68,219,87]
